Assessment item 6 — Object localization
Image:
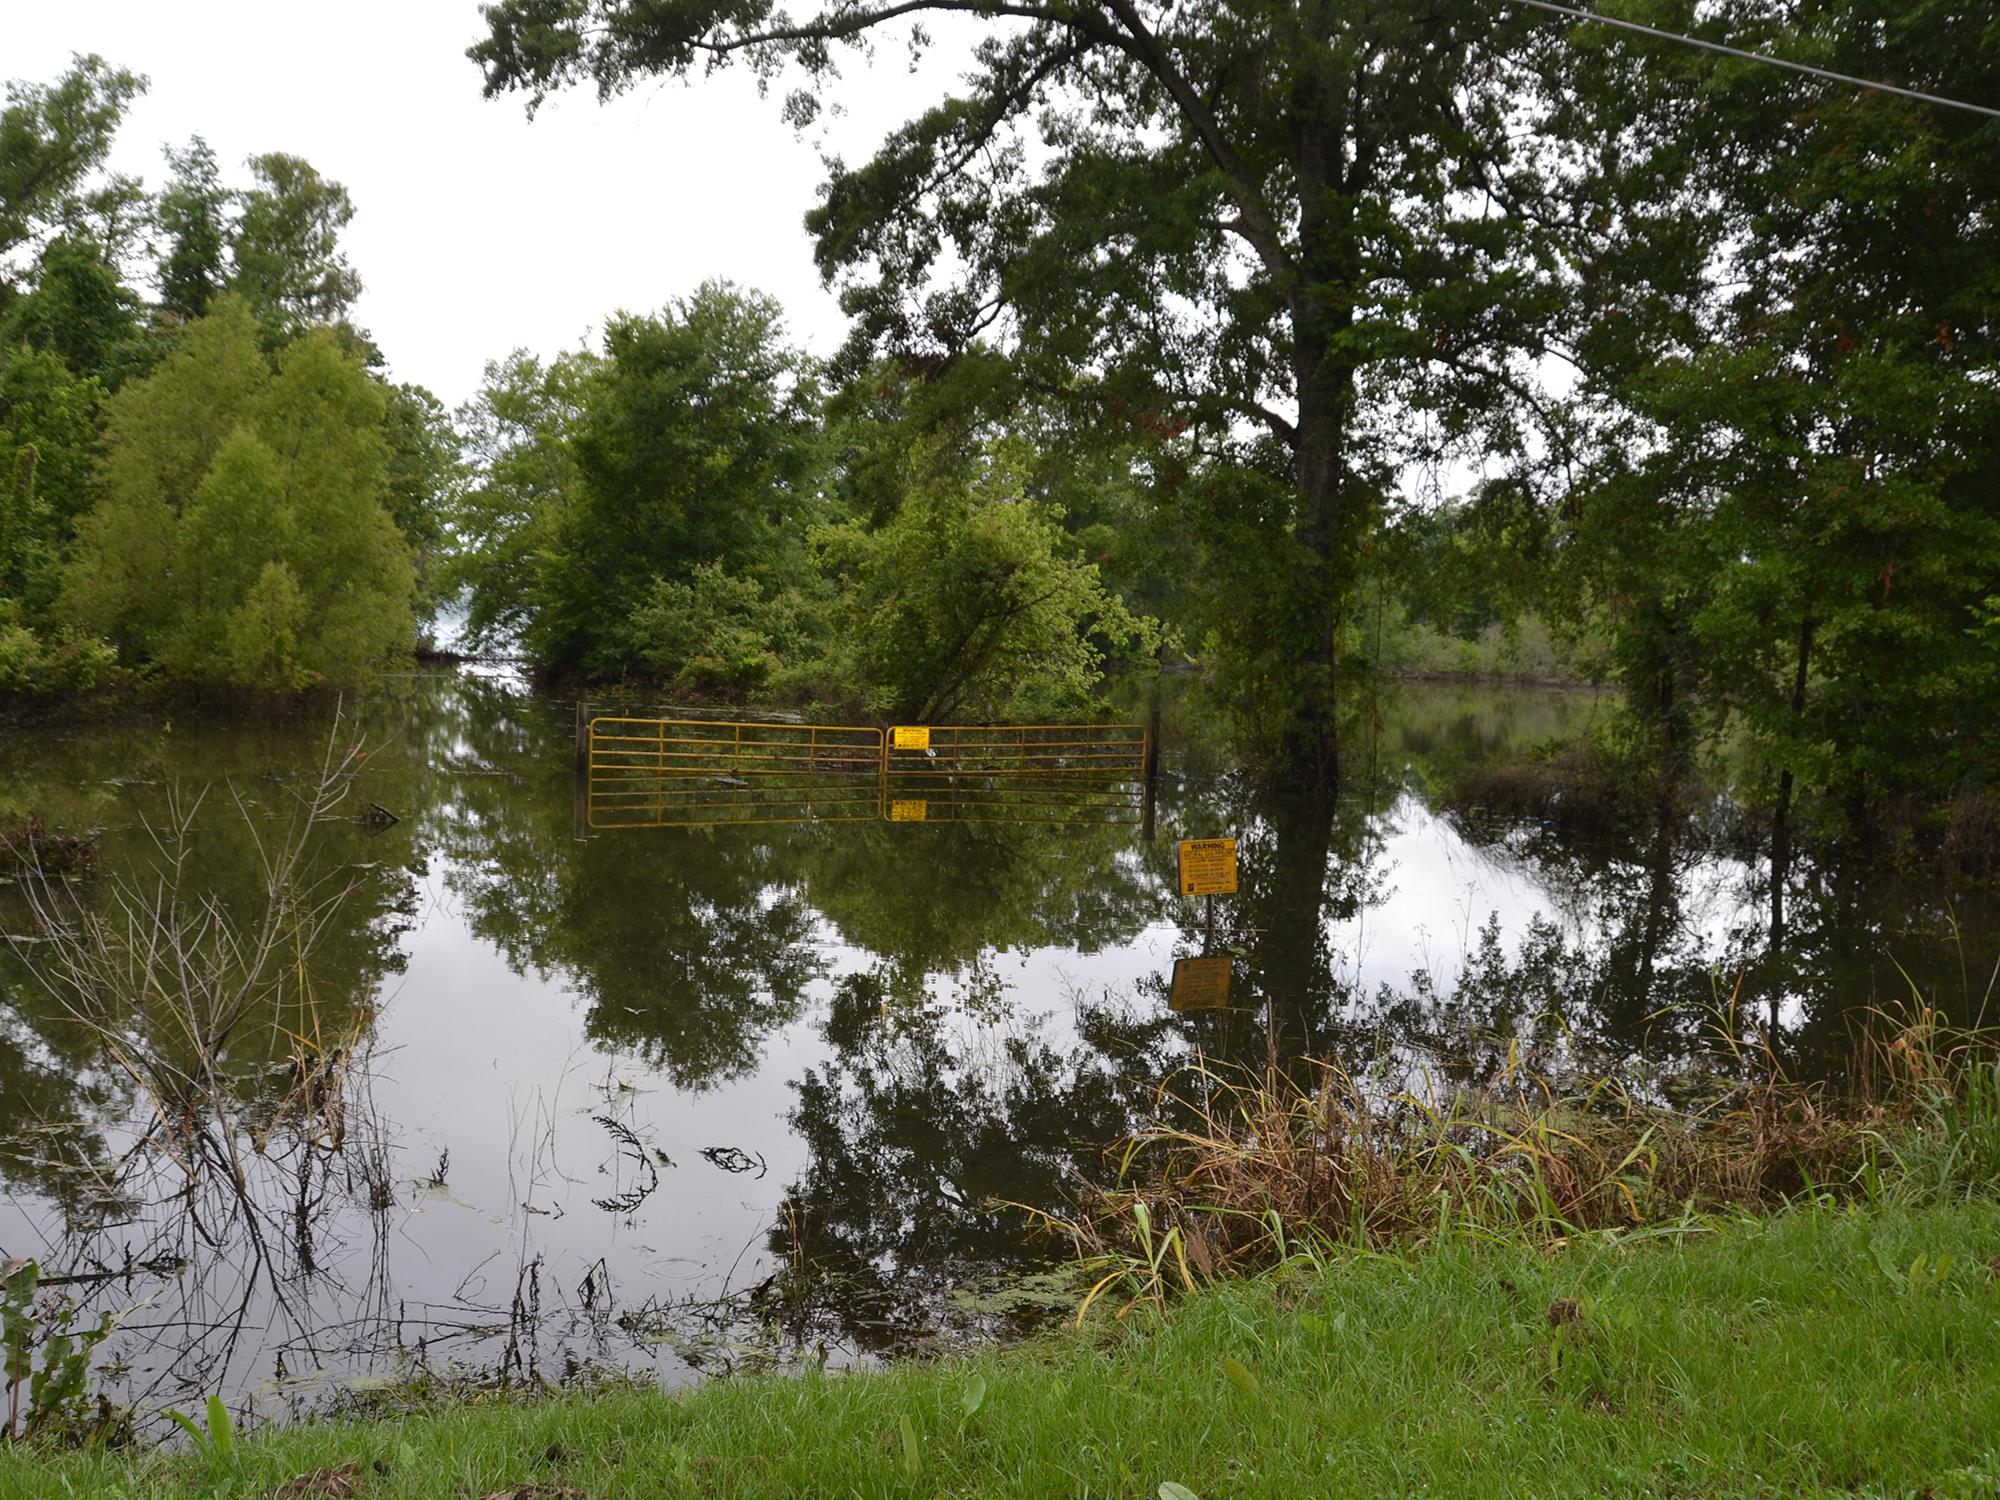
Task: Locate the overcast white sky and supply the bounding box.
[10,1,970,406]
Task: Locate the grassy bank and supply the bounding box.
[6,1199,1999,1499]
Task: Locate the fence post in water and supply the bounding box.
[573,701,588,842]
[1141,689,1162,839]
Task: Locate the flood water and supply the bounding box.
[2,668,1994,1429]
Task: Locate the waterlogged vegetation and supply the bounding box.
[3,0,2000,1488]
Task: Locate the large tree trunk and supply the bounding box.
[1279,51,1360,790]
[1280,341,1354,787]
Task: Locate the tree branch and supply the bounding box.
[1091,0,1296,282]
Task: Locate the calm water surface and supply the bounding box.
[1,669,1992,1427]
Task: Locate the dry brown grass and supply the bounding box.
[1088,1060,1862,1277]
[1027,1006,2000,1313]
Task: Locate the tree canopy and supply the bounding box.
[472,0,1579,779]
[455,0,2000,991]
[63,298,415,689]
[0,54,144,283]
[0,57,458,692]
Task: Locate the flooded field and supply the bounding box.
[2,669,1993,1429]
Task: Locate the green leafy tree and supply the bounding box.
[621,560,808,694]
[0,235,147,385]
[63,297,415,688]
[62,299,271,657]
[379,381,461,617]
[243,329,417,681]
[1549,0,2000,976]
[229,152,362,333]
[471,0,1569,780]
[166,429,293,679]
[0,55,145,287]
[824,349,1195,645]
[554,283,821,667]
[453,283,823,674]
[816,439,1154,720]
[221,560,313,691]
[155,136,230,320]
[152,138,366,337]
[0,346,103,603]
[451,346,600,650]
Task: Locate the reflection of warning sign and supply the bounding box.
[889,798,928,822]
[892,725,931,751]
[1171,955,1233,1011]
[1177,837,1238,896]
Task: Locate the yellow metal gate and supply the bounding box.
[585,718,883,828]
[583,714,1148,829]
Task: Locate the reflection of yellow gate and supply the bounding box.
[884,777,1145,826]
[583,715,1149,830]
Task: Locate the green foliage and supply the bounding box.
[229,153,362,334]
[473,0,1576,772]
[450,346,598,652]
[620,561,806,695]
[465,0,2000,813]
[0,59,434,706]
[0,346,104,604]
[815,441,1156,720]
[380,382,460,613]
[0,54,145,274]
[152,135,366,340]
[552,283,820,670]
[0,600,118,693]
[0,236,147,386]
[2,1257,123,1444]
[208,570,307,694]
[1887,1056,2000,1205]
[0,341,122,693]
[63,298,415,688]
[160,1396,237,1476]
[1548,0,2000,820]
[154,137,229,321]
[452,282,825,676]
[451,313,1163,718]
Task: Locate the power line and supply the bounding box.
[1514,0,2000,121]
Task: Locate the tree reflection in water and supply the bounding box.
[1,669,1995,1421]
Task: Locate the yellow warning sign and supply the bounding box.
[1177,837,1238,896]
[1170,955,1234,1011]
[891,725,931,751]
[889,798,929,822]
